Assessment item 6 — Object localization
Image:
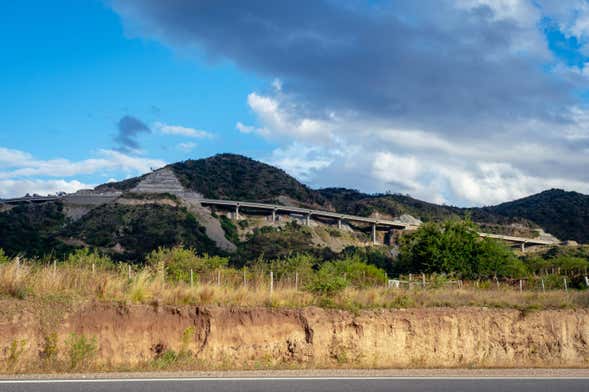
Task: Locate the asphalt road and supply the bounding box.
[0,377,588,392]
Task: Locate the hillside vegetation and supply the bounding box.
[1,154,588,263]
[171,154,329,207]
[480,189,589,243]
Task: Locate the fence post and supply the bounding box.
[190,269,194,288]
[217,270,221,287]
[295,272,299,291]
[128,265,131,280]
[541,278,545,293]
[92,263,95,275]
[243,269,247,288]
[270,271,274,296]
[53,259,57,277]
[519,279,523,293]
[422,273,426,288]
[564,277,568,292]
[585,276,589,287]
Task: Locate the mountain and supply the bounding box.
[477,189,589,244]
[99,154,329,209]
[1,154,587,260]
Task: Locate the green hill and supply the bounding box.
[1,154,588,261]
[171,154,329,208]
[479,189,589,243]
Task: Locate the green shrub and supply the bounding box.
[399,219,527,279]
[64,248,114,270]
[40,333,58,364]
[306,263,348,296]
[7,339,26,369]
[146,246,228,282]
[65,333,97,370]
[219,216,239,244]
[0,248,9,264]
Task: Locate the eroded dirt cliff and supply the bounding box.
[1,302,588,370]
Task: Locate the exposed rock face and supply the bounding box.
[398,214,422,226]
[131,168,193,196]
[2,303,588,370]
[62,190,122,220]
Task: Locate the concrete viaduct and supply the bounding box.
[0,195,558,248]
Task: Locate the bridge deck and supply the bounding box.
[0,194,559,245]
[199,198,412,228]
[478,232,555,246]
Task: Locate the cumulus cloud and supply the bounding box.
[111,0,589,205]
[114,115,150,152]
[154,122,212,138]
[0,179,92,199]
[268,143,334,181]
[0,147,166,198]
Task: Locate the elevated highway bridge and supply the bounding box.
[0,194,559,248]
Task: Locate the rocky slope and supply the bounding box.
[1,301,588,371]
[1,154,586,260]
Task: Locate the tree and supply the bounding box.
[399,219,526,278]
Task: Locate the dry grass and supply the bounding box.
[0,259,588,311]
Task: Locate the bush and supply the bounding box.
[306,265,348,296]
[306,258,387,295]
[268,254,315,282]
[399,219,527,279]
[220,216,239,244]
[65,333,97,370]
[64,248,114,270]
[146,246,228,282]
[0,248,9,264]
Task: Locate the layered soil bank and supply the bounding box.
[1,303,588,370]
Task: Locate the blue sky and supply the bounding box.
[0,0,274,187]
[2,1,589,206]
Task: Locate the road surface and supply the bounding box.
[1,377,588,392]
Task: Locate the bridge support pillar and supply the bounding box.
[338,219,342,229]
[372,223,377,244]
[235,205,240,220]
[521,242,526,253]
[305,214,311,226]
[272,209,276,223]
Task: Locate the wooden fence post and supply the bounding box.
[217,270,221,287]
[128,265,131,280]
[541,279,545,293]
[295,272,299,291]
[190,269,194,288]
[519,279,523,292]
[270,271,274,296]
[243,269,247,288]
[564,277,568,292]
[422,273,426,288]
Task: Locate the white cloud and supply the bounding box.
[177,142,197,152]
[268,143,333,181]
[0,149,165,180]
[0,179,93,198]
[0,147,166,197]
[154,122,212,138]
[237,83,589,206]
[246,92,332,141]
[235,121,256,134]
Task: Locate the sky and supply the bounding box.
[2,0,589,206]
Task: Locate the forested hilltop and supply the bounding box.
[0,154,587,263]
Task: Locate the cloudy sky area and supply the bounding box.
[2,1,589,206]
